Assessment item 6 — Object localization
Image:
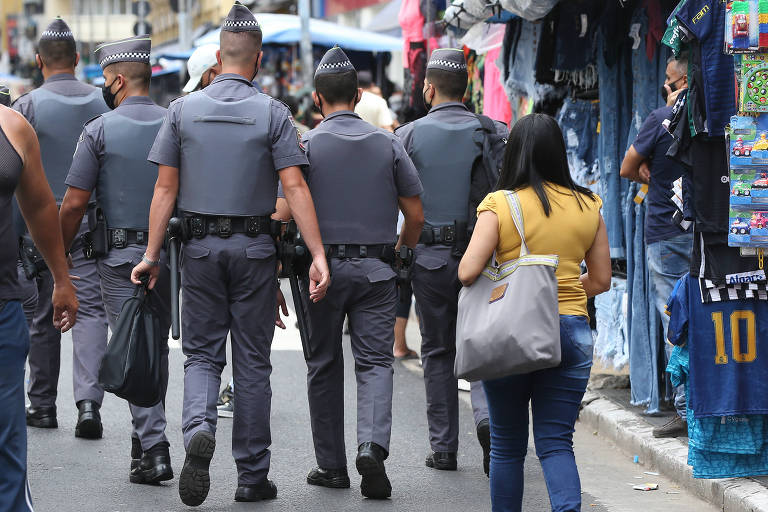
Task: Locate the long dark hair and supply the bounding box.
[497,113,595,216]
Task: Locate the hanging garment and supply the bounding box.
[482,47,512,126]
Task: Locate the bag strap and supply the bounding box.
[503,190,529,257]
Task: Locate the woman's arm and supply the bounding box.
[458,211,499,286]
[580,216,612,298]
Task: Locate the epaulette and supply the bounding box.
[10,91,31,108]
[83,114,103,128]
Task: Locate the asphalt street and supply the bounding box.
[25,292,716,512]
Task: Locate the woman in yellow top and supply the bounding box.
[458,114,611,512]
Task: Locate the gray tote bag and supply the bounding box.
[455,190,561,381]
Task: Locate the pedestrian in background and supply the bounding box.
[183,43,221,93]
[620,54,691,439]
[355,71,394,131]
[458,113,611,512]
[0,100,79,512]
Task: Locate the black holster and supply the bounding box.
[18,236,48,280]
[451,220,470,258]
[82,207,108,259]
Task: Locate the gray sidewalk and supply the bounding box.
[580,387,768,512]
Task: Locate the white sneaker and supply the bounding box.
[217,400,234,418]
[458,379,471,392]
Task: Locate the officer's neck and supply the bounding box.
[430,93,462,108]
[220,65,256,81]
[42,68,75,81]
[115,89,150,107]
[322,102,355,116]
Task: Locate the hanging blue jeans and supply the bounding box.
[647,232,693,419]
[0,300,34,512]
[483,315,593,512]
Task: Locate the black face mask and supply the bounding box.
[102,79,119,110]
[422,88,432,110]
[661,77,684,102]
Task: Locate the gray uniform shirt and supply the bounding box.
[12,73,101,126]
[147,73,308,171]
[396,102,508,158]
[299,111,422,244]
[66,96,165,191]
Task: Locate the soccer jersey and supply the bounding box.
[666,275,768,417]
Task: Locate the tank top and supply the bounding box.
[0,121,23,299]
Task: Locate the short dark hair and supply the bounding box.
[107,61,152,88]
[220,31,262,66]
[425,68,467,100]
[315,70,358,105]
[280,95,300,116]
[357,70,373,89]
[38,39,77,69]
[498,113,595,216]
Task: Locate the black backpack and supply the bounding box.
[469,114,507,230]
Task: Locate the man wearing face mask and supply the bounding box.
[11,16,109,438]
[395,48,507,476]
[620,54,692,439]
[58,34,173,485]
[183,44,221,94]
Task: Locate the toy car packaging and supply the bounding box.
[726,0,768,53]
[729,207,768,246]
[728,117,768,247]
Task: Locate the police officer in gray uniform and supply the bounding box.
[396,48,507,475]
[289,47,424,499]
[58,35,173,485]
[12,17,109,437]
[132,3,330,506]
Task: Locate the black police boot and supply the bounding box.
[26,406,57,429]
[178,431,216,507]
[425,451,458,471]
[307,467,351,489]
[356,442,391,500]
[130,437,143,471]
[130,441,174,485]
[476,418,491,477]
[234,480,278,502]
[75,400,103,439]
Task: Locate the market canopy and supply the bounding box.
[176,13,402,58]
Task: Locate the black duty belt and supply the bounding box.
[325,244,390,259]
[109,229,149,248]
[419,225,456,245]
[185,215,272,239]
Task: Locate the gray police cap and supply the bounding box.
[40,17,75,43]
[314,46,355,79]
[222,2,261,33]
[427,48,467,73]
[95,35,152,68]
[0,85,10,107]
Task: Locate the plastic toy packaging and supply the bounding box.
[726,0,768,53]
[728,116,768,247]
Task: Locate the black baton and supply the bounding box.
[167,217,183,340]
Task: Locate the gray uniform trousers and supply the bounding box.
[304,258,397,469]
[180,234,277,485]
[24,218,109,409]
[411,244,488,452]
[96,245,171,450]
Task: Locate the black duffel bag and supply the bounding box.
[99,278,162,408]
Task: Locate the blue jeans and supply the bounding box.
[557,98,601,195]
[483,315,593,512]
[647,233,693,419]
[0,300,34,512]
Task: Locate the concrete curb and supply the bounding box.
[580,392,768,512]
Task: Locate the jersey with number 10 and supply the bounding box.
[667,275,768,418]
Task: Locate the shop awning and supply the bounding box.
[191,13,402,54]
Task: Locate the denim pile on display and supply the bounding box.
[594,277,628,370]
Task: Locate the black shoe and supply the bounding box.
[307,467,351,489]
[75,400,102,439]
[130,441,173,485]
[26,406,57,428]
[234,480,278,502]
[652,415,688,438]
[425,451,457,471]
[178,431,216,506]
[476,419,491,477]
[217,383,233,407]
[130,437,143,471]
[356,442,391,500]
